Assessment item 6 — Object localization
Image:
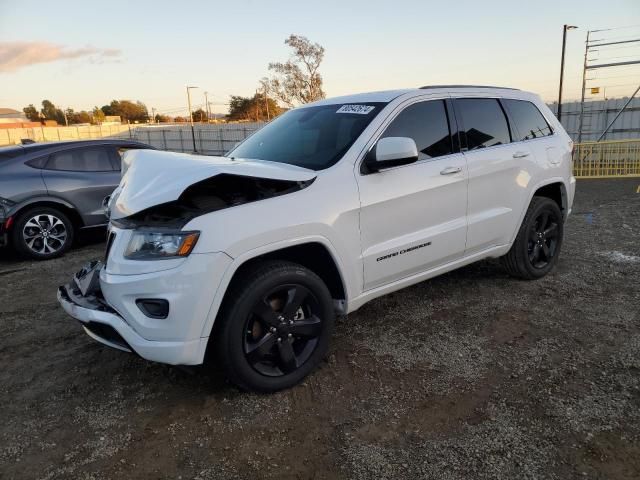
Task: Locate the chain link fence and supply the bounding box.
[131,123,266,155]
[0,122,266,156]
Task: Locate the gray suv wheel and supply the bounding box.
[12,207,74,260]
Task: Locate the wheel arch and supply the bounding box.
[200,237,349,342]
[507,178,568,248]
[533,181,567,215]
[9,198,84,231]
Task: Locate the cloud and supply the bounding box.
[0,42,121,73]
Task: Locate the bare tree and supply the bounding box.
[268,35,325,107]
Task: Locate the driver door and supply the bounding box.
[356,99,468,290]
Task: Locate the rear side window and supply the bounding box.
[46,148,114,172]
[456,98,511,150]
[503,99,553,141]
[381,100,453,160]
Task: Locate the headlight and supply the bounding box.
[124,231,200,260]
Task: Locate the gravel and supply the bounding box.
[1,178,639,479]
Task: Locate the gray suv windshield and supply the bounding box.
[228,102,386,171]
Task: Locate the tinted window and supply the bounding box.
[381,100,453,160]
[503,99,552,141]
[457,98,511,150]
[46,148,114,172]
[228,103,386,171]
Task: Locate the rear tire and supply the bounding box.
[214,260,335,392]
[11,207,75,260]
[501,196,564,280]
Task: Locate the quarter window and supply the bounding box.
[503,99,553,141]
[46,148,114,172]
[456,98,511,150]
[381,100,453,160]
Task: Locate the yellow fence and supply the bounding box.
[574,139,640,178]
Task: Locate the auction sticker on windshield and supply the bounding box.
[336,105,375,114]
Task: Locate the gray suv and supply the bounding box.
[0,140,153,259]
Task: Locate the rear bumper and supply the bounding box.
[57,283,208,365]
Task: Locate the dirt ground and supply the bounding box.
[1,178,639,480]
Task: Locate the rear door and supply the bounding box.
[357,98,468,290]
[453,97,531,254]
[41,146,120,226]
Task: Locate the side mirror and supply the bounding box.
[364,137,419,173]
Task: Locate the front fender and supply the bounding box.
[198,234,353,340]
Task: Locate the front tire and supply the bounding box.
[11,207,75,260]
[214,260,335,392]
[501,196,564,280]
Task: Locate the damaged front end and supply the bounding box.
[109,149,317,223]
[112,173,315,229]
[57,150,317,363]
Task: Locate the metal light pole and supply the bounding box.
[186,86,198,152]
[557,24,578,123]
[204,91,210,123]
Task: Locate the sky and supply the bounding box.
[0,0,638,116]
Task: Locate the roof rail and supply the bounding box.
[419,84,520,90]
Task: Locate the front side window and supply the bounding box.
[46,148,114,172]
[503,99,553,141]
[227,102,386,171]
[457,98,511,150]
[381,100,453,160]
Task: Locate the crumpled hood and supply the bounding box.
[110,149,316,220]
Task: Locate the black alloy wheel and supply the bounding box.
[527,209,560,269]
[501,196,564,280]
[214,261,334,392]
[243,284,322,377]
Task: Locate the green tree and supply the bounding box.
[192,108,207,122]
[66,109,92,124]
[41,100,66,125]
[154,114,170,123]
[101,100,149,123]
[268,34,325,107]
[92,106,105,124]
[227,93,280,121]
[23,104,40,122]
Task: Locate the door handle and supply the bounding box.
[440,166,462,175]
[513,151,530,158]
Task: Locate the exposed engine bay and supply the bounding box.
[111,174,314,229]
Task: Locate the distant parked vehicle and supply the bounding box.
[0,140,154,259]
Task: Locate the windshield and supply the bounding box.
[228,102,387,171]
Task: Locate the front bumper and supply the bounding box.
[58,283,208,364]
[58,252,233,365]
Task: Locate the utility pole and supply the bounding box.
[204,91,210,123]
[186,86,198,152]
[264,83,270,121]
[577,30,590,144]
[63,107,69,127]
[255,89,259,122]
[151,107,156,123]
[557,24,578,123]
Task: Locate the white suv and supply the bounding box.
[58,85,575,392]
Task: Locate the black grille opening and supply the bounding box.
[84,321,131,351]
